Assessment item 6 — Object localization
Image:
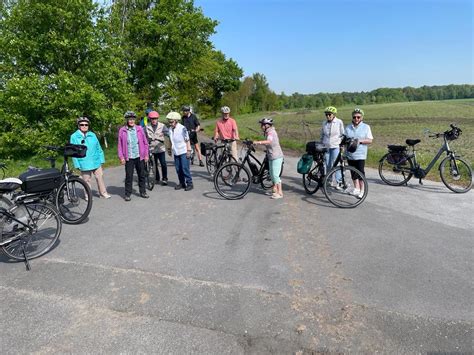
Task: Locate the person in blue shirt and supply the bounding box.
[70,117,111,199]
[344,108,373,198]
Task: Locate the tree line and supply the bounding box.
[222,75,474,114]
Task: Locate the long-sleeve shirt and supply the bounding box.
[320,117,345,149]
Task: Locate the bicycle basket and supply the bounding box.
[306,141,327,155]
[64,144,87,158]
[445,127,462,141]
[200,142,214,156]
[297,154,314,174]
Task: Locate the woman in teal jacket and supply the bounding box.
[70,117,111,199]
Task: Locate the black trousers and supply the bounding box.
[152,151,168,181]
[125,157,146,196]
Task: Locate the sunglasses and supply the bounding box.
[79,123,89,127]
[325,113,333,116]
[352,116,362,119]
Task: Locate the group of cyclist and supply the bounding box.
[69,104,372,202]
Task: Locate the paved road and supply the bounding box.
[0,153,472,353]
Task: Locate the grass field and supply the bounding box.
[2,99,473,180]
[204,99,474,179]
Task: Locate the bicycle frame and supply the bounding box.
[408,135,453,176]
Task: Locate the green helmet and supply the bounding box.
[324,106,337,114]
[352,108,364,117]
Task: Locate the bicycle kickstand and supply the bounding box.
[22,244,31,271]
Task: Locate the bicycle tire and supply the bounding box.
[206,152,218,176]
[1,201,61,260]
[378,153,413,186]
[439,156,472,193]
[55,176,92,224]
[302,160,323,194]
[214,162,251,200]
[323,165,368,208]
[260,160,284,190]
[146,159,155,191]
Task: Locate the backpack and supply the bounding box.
[297,154,314,174]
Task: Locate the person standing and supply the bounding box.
[118,111,150,201]
[146,110,169,185]
[213,106,239,160]
[254,118,284,199]
[70,116,111,199]
[320,106,344,183]
[182,106,204,166]
[166,112,193,191]
[345,108,373,198]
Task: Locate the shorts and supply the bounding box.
[347,159,365,180]
[189,131,198,145]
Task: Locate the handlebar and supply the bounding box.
[42,145,63,152]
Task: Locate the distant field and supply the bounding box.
[204,99,474,178]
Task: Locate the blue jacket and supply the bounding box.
[70,130,105,171]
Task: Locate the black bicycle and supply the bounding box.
[0,178,61,270]
[20,144,93,224]
[378,124,472,193]
[302,137,368,208]
[213,139,283,200]
[203,139,237,177]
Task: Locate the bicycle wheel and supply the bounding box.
[439,156,472,193]
[323,166,368,208]
[55,176,92,224]
[260,161,284,190]
[1,201,61,260]
[145,159,155,191]
[206,152,218,176]
[214,162,251,200]
[378,153,413,186]
[302,161,323,194]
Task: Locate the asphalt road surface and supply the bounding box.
[0,153,472,353]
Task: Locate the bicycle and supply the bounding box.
[302,137,368,208]
[213,139,284,200]
[378,124,472,193]
[0,178,61,270]
[144,142,157,191]
[203,139,237,177]
[19,144,93,224]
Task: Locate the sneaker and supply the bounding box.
[184,184,194,191]
[265,191,275,196]
[140,192,150,199]
[174,185,183,190]
[161,179,168,186]
[271,193,283,199]
[350,188,361,196]
[100,193,112,199]
[357,190,365,199]
[199,160,204,167]
[124,195,131,202]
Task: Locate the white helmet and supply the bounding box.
[221,106,231,114]
[166,111,181,121]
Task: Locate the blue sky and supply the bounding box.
[194,0,473,94]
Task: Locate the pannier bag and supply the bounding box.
[297,154,314,174]
[306,141,327,155]
[200,142,215,156]
[387,145,408,165]
[64,144,87,158]
[19,168,62,193]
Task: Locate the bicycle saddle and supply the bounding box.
[406,139,421,146]
[0,177,22,192]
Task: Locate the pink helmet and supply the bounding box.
[148,111,159,119]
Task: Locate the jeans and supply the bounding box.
[325,147,341,182]
[125,157,146,196]
[152,152,168,181]
[174,153,192,187]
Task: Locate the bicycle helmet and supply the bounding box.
[148,111,159,119]
[221,106,231,114]
[324,106,337,114]
[166,111,181,121]
[259,117,273,125]
[352,108,364,117]
[346,138,359,153]
[182,105,191,112]
[77,117,90,124]
[124,111,137,119]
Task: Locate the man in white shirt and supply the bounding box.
[166,112,193,191]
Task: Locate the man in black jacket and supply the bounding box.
[181,106,204,166]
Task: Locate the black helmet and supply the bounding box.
[181,105,191,112]
[345,138,359,153]
[124,111,137,120]
[259,117,273,125]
